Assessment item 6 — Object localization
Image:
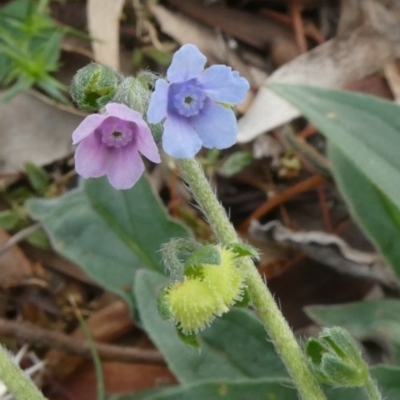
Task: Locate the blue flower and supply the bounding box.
[147,44,250,159]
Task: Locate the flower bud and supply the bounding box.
[306,327,368,388]
[112,77,150,115]
[70,63,122,111]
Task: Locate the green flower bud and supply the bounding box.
[71,63,122,111]
[112,76,150,115]
[306,327,368,388]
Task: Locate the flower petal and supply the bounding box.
[105,102,144,123]
[72,114,106,144]
[147,79,169,123]
[198,65,250,103]
[106,146,145,190]
[167,44,207,83]
[192,100,237,149]
[162,114,202,158]
[74,134,110,178]
[135,124,161,163]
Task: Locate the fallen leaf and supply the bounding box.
[65,362,176,400]
[0,229,33,287]
[87,0,125,70]
[148,4,268,86]
[46,300,134,380]
[0,91,82,173]
[250,220,400,290]
[237,0,400,142]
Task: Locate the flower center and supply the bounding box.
[99,117,135,148]
[171,83,206,117]
[112,131,123,138]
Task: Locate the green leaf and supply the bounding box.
[184,245,221,269]
[329,145,400,280]
[134,270,288,384]
[175,326,200,350]
[219,151,253,177]
[25,162,50,193]
[26,176,189,307]
[269,84,400,213]
[142,47,172,66]
[112,366,400,400]
[0,210,19,230]
[26,228,49,249]
[225,243,260,260]
[112,378,298,400]
[305,299,400,363]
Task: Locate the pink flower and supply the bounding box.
[72,103,160,190]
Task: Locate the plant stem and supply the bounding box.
[364,374,382,400]
[0,345,48,400]
[178,158,327,400]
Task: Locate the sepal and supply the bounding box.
[225,242,260,261]
[306,327,368,388]
[176,326,200,349]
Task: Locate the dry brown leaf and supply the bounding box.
[0,229,33,287]
[237,0,400,142]
[250,220,400,290]
[87,0,125,70]
[46,300,133,380]
[0,91,82,173]
[65,362,176,400]
[149,3,267,86]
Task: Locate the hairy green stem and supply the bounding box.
[178,158,326,400]
[364,375,382,400]
[0,345,48,400]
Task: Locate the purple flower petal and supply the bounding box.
[198,65,250,103]
[162,115,202,158]
[136,124,161,163]
[192,100,237,149]
[167,44,207,83]
[74,134,110,178]
[147,79,169,123]
[106,146,145,190]
[105,103,143,123]
[72,114,106,144]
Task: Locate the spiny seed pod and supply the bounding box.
[166,278,227,333]
[159,245,247,335]
[201,246,245,306]
[71,63,122,111]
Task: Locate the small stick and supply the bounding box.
[0,318,165,366]
[239,175,325,232]
[0,223,41,257]
[290,0,308,53]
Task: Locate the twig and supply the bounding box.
[239,175,326,232]
[290,0,308,53]
[0,223,41,257]
[0,319,165,366]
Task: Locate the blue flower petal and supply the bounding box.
[147,79,169,123]
[192,100,237,149]
[167,44,207,83]
[162,114,202,158]
[198,65,249,103]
